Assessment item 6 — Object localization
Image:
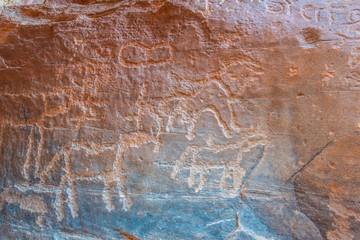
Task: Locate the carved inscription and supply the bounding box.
[119,42,174,68]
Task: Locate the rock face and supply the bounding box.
[0,0,359,239]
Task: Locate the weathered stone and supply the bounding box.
[0,0,359,239]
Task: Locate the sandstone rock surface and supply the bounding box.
[0,0,359,239]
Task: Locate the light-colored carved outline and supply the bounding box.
[119,41,175,68]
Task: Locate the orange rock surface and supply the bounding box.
[0,1,359,239]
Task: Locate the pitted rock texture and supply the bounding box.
[0,0,359,239]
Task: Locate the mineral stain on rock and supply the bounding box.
[0,0,359,239]
[301,27,321,44]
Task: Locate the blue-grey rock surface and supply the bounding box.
[0,0,359,239]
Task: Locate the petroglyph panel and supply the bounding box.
[0,0,359,239]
